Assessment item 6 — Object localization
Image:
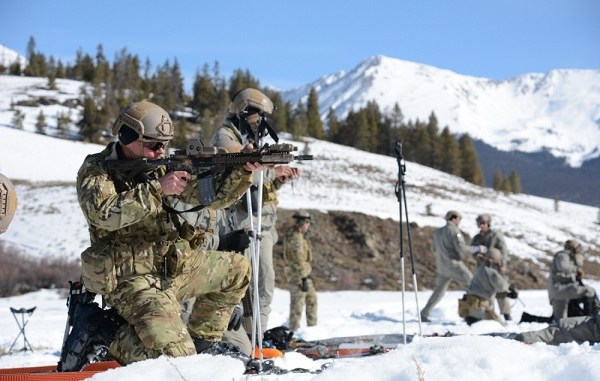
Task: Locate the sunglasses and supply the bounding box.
[142,141,166,151]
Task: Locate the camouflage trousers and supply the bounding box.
[106,250,250,365]
[288,278,318,331]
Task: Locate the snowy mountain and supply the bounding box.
[282,55,600,168]
[0,44,26,68]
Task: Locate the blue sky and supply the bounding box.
[2,0,599,91]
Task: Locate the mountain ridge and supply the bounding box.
[282,54,600,168]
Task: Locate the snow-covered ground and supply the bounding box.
[1,95,600,379]
[0,285,599,380]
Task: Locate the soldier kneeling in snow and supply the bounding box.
[458,248,518,325]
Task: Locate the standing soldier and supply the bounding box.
[210,88,300,338]
[420,210,487,322]
[0,173,17,234]
[283,210,317,331]
[76,100,261,365]
[459,248,518,325]
[547,239,597,320]
[471,213,513,320]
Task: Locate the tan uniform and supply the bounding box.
[518,314,600,345]
[211,118,283,336]
[284,227,317,331]
[547,249,596,319]
[460,265,510,324]
[471,229,511,316]
[421,221,473,321]
[77,142,253,365]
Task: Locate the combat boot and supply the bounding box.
[193,337,274,374]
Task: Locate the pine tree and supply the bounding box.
[265,90,288,132]
[306,87,324,139]
[459,134,485,186]
[438,126,461,175]
[35,111,46,135]
[508,170,522,193]
[493,169,504,191]
[172,119,190,149]
[289,102,307,139]
[56,111,71,139]
[11,109,25,129]
[500,178,512,194]
[326,107,340,142]
[426,112,441,169]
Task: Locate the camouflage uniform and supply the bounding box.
[421,221,473,321]
[76,142,253,365]
[517,314,600,345]
[283,226,317,331]
[211,117,283,336]
[547,248,596,319]
[171,198,253,355]
[471,229,512,317]
[460,264,510,324]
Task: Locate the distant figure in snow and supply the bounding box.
[470,213,513,320]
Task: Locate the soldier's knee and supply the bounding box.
[225,254,251,290]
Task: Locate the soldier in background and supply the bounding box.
[516,313,600,345]
[0,173,17,234]
[420,210,488,322]
[76,100,260,365]
[547,239,597,320]
[283,210,317,331]
[471,213,513,320]
[210,88,300,338]
[459,248,518,325]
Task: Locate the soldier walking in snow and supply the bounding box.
[471,213,514,320]
[420,210,487,322]
[284,210,318,331]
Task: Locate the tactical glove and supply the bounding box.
[300,277,309,292]
[218,229,251,253]
[507,286,519,299]
[227,305,243,331]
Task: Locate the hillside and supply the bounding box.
[1,126,599,294]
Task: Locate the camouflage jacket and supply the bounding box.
[283,228,312,284]
[210,117,282,233]
[76,142,253,281]
[467,265,510,302]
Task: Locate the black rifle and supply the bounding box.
[106,140,313,205]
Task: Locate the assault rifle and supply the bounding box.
[106,139,313,205]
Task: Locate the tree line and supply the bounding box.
[3,36,523,190]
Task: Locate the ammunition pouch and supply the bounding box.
[459,294,493,319]
[166,239,193,278]
[81,239,117,295]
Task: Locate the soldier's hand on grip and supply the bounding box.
[227,305,243,331]
[300,277,309,292]
[218,229,251,253]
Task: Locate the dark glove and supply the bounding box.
[218,229,251,253]
[227,305,243,331]
[507,286,519,299]
[300,277,309,292]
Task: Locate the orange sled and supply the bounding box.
[0,361,121,381]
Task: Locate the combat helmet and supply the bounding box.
[228,88,274,116]
[112,100,174,143]
[486,247,503,266]
[293,210,311,221]
[564,239,582,254]
[0,173,17,234]
[476,214,491,226]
